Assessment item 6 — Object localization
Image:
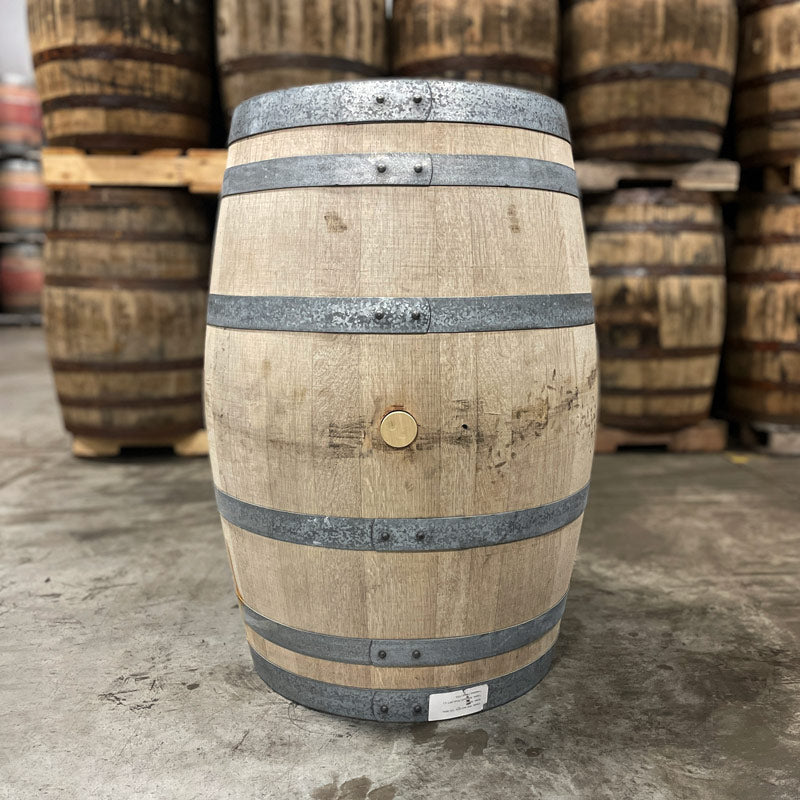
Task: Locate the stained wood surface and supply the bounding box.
[0,160,48,233]
[736,0,800,166]
[27,0,211,149]
[216,0,387,117]
[727,194,800,424]
[207,115,596,692]
[44,188,211,441]
[562,0,737,161]
[586,189,726,432]
[391,0,559,96]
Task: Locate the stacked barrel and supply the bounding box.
[562,0,737,437]
[391,1,559,96]
[728,0,800,433]
[0,75,46,317]
[215,0,389,118]
[27,0,213,454]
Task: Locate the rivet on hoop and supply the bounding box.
[378,650,387,659]
[374,310,385,320]
[415,531,425,541]
[380,704,389,713]
[413,704,423,714]
[376,163,387,174]
[412,650,421,659]
[380,531,390,541]
[413,95,423,104]
[414,164,423,174]
[411,310,422,321]
[376,95,385,104]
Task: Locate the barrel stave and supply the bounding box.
[207,82,595,718]
[45,188,210,440]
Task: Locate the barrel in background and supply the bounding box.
[27,0,212,150]
[215,0,388,118]
[391,0,559,96]
[736,0,800,167]
[562,0,737,161]
[0,75,43,157]
[586,189,726,432]
[726,194,800,424]
[44,188,210,444]
[0,159,48,234]
[0,242,44,313]
[207,80,596,721]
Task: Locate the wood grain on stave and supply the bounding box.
[391,0,559,96]
[216,0,387,117]
[727,194,800,424]
[586,189,726,432]
[562,0,737,161]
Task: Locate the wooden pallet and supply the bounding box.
[576,159,740,193]
[72,430,208,459]
[737,422,800,456]
[595,419,728,454]
[41,148,226,194]
[41,149,741,195]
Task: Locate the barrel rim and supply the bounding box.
[228,79,571,145]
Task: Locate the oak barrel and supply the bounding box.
[0,159,48,233]
[726,195,800,424]
[0,243,44,313]
[562,0,737,161]
[44,188,210,443]
[206,80,597,721]
[215,0,388,118]
[391,0,559,96]
[0,75,43,156]
[27,0,211,149]
[586,189,726,432]
[736,0,800,166]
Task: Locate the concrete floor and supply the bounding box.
[1,327,799,800]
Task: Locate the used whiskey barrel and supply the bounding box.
[0,75,43,156]
[562,0,737,161]
[44,188,210,443]
[0,159,48,233]
[0,243,44,312]
[736,0,800,166]
[207,80,597,721]
[215,0,388,117]
[586,189,726,431]
[27,0,211,149]
[391,0,559,96]
[727,195,800,424]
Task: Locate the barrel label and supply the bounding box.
[428,684,489,721]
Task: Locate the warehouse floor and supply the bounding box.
[1,328,799,800]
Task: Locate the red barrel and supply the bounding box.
[0,242,44,312]
[0,75,43,156]
[0,159,48,233]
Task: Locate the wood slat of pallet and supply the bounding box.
[71,430,209,459]
[41,148,227,194]
[41,150,741,195]
[595,419,728,454]
[576,159,740,193]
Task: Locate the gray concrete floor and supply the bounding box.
[1,327,799,800]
